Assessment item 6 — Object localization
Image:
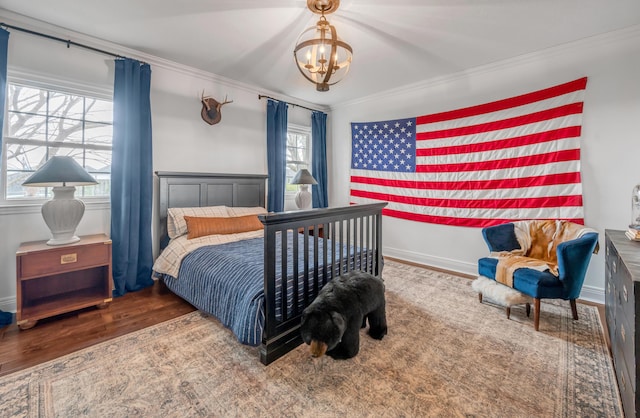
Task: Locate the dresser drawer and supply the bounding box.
[18,243,110,279]
[617,313,637,392]
[616,354,637,418]
[605,272,617,344]
[617,264,636,332]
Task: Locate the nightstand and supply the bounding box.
[16,234,113,330]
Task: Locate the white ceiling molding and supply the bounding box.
[0,10,329,113]
[332,23,640,111]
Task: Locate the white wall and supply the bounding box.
[330,26,640,303]
[0,14,323,312]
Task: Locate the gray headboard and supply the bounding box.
[155,171,268,249]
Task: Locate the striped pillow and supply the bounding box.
[167,206,229,238]
[184,215,264,239]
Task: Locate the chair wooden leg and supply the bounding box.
[570,299,579,320]
[478,293,483,303]
[525,303,531,317]
[534,298,541,331]
[506,306,511,319]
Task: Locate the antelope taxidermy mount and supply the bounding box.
[200,91,233,125]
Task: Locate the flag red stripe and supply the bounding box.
[416,103,583,140]
[415,126,581,157]
[415,149,580,173]
[350,172,582,191]
[351,189,583,209]
[415,77,588,125]
[380,208,585,228]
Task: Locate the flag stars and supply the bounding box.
[351,118,415,173]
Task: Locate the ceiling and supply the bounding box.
[1,0,639,107]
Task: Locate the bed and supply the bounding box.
[153,172,386,365]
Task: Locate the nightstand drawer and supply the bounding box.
[18,243,110,279]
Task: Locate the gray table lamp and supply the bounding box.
[290,169,318,210]
[22,156,98,245]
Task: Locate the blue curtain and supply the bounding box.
[0,28,9,161]
[111,58,154,297]
[266,99,288,212]
[311,111,328,208]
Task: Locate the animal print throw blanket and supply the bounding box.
[491,220,598,288]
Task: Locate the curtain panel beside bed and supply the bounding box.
[110,58,154,297]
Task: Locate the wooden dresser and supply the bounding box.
[605,229,640,417]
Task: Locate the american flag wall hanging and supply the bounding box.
[349,77,588,228]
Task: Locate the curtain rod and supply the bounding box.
[258,94,324,113]
[0,22,146,64]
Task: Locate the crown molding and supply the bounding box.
[0,10,328,112]
[332,23,640,110]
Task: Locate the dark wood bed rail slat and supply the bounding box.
[258,202,386,364]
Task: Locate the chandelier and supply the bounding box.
[293,0,353,92]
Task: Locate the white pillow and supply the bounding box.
[226,206,268,217]
[167,206,229,238]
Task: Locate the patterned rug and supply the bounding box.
[0,260,621,417]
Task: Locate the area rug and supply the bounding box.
[0,260,621,417]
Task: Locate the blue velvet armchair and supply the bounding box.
[477,222,599,331]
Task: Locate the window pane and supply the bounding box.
[85,122,112,146]
[6,171,46,199]
[5,143,47,172]
[3,83,113,200]
[47,117,84,143]
[85,149,111,173]
[48,147,85,162]
[297,135,308,149]
[85,99,112,123]
[79,173,110,198]
[49,91,84,119]
[7,112,47,140]
[8,85,47,115]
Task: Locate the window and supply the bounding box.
[285,124,312,194]
[3,82,113,201]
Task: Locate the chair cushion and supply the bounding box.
[478,257,565,299]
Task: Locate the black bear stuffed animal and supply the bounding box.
[300,270,387,360]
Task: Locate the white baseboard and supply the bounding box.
[0,296,16,313]
[383,246,477,277]
[578,285,605,305]
[383,246,605,305]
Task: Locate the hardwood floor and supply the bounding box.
[0,271,610,378]
[0,280,195,377]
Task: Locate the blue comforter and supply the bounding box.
[159,233,360,346]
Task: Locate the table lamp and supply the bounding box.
[290,169,318,210]
[22,156,98,246]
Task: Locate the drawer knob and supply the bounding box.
[612,260,617,274]
[623,285,628,303]
[60,253,78,264]
[621,323,626,343]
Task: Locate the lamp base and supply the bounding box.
[47,235,81,246]
[41,186,85,246]
[295,185,313,210]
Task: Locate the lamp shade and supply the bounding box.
[22,156,98,187]
[290,169,318,185]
